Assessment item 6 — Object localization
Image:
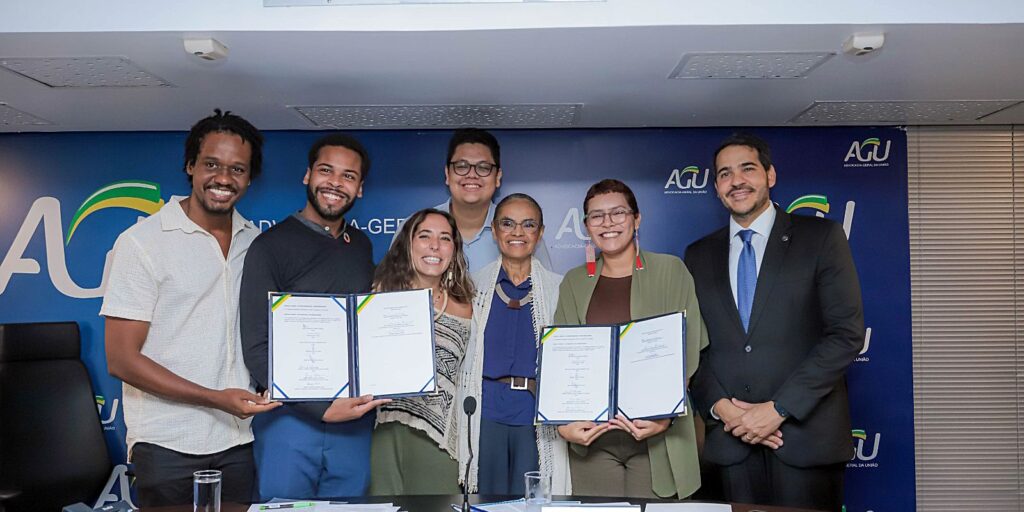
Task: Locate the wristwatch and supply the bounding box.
[773,402,790,418]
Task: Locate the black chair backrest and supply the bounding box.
[0,321,112,511]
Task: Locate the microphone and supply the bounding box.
[462,396,477,512]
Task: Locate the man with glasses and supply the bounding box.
[397,128,551,273]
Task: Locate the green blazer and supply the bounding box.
[553,250,709,499]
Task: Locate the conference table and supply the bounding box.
[147,495,824,512]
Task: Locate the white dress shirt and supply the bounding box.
[100,196,258,456]
[712,204,777,419]
[728,205,777,307]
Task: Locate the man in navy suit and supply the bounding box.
[684,133,864,512]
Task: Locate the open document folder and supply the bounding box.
[535,312,687,424]
[268,288,437,401]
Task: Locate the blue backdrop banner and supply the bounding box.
[0,126,912,511]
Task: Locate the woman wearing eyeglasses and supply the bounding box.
[552,179,708,499]
[458,193,569,495]
[368,208,475,495]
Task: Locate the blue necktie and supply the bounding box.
[737,229,756,332]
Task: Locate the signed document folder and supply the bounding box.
[534,312,687,424]
[268,288,436,401]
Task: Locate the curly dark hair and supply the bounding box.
[182,109,263,183]
[373,208,474,304]
[307,133,371,181]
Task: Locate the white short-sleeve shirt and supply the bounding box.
[100,196,258,456]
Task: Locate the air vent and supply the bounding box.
[669,52,834,79]
[292,104,581,129]
[790,100,1024,124]
[0,103,51,126]
[0,57,171,88]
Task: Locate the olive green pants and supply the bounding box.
[568,430,657,498]
[369,422,460,495]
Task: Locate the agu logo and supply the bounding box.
[553,208,589,248]
[849,429,881,465]
[844,137,892,167]
[664,166,710,194]
[95,394,120,431]
[855,327,872,362]
[0,181,164,299]
[785,194,856,240]
[785,194,830,215]
[95,464,136,508]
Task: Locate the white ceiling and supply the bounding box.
[1,0,1023,132]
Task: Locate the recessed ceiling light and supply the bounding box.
[0,103,51,126]
[790,100,1024,124]
[669,52,834,79]
[292,104,582,129]
[0,57,171,88]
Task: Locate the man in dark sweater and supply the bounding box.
[240,133,389,500]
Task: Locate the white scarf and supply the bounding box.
[457,257,571,494]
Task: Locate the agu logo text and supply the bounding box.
[95,395,120,431]
[849,428,881,467]
[664,166,710,194]
[844,138,891,167]
[0,181,164,299]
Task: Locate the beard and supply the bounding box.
[306,182,355,221]
[196,183,238,215]
[722,185,770,221]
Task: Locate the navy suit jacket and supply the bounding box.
[684,206,864,467]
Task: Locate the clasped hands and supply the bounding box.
[715,398,785,449]
[557,414,671,446]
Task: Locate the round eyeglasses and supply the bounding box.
[448,160,497,177]
[584,208,634,227]
[496,218,541,234]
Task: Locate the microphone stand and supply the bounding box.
[462,396,477,512]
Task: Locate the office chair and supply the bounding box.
[0,321,112,512]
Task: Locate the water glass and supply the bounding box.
[524,470,552,512]
[193,469,222,512]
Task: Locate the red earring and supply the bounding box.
[634,228,644,271]
[585,240,597,278]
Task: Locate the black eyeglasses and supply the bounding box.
[496,218,541,234]
[448,160,497,177]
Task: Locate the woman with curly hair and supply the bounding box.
[369,208,475,495]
